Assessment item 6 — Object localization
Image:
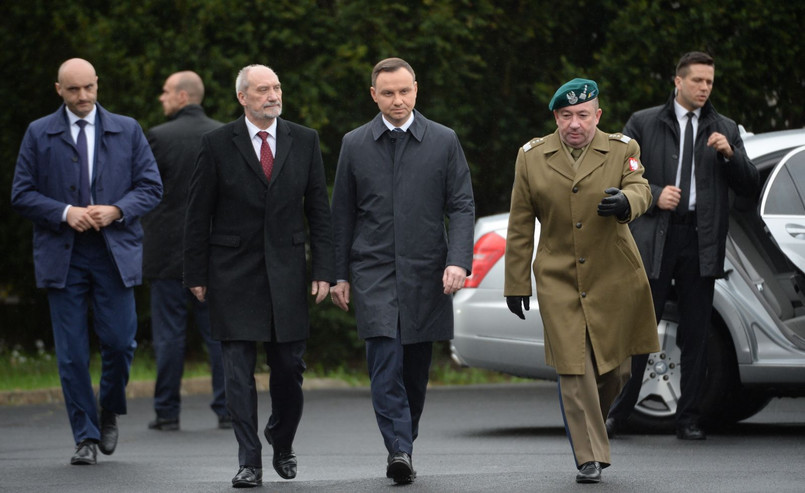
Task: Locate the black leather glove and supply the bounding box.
[597,187,631,220]
[506,296,530,320]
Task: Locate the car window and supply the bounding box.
[761,146,805,270]
[764,164,805,215]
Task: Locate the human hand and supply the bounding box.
[311,280,331,304]
[87,205,122,228]
[190,286,207,302]
[657,185,681,210]
[443,265,467,295]
[707,132,734,159]
[506,296,530,320]
[66,206,101,232]
[330,282,350,311]
[597,187,630,219]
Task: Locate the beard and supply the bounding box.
[249,103,282,122]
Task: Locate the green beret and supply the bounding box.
[548,78,599,111]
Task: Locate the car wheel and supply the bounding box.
[627,311,681,433]
[628,303,771,432]
[700,321,771,427]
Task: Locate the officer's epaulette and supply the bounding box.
[522,137,545,153]
[609,133,632,144]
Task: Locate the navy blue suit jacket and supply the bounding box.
[11,103,163,288]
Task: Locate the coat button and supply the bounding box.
[64,244,70,249]
[579,257,585,264]
[572,186,579,193]
[70,185,76,191]
[581,292,587,298]
[576,222,582,229]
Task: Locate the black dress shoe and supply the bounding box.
[148,416,180,431]
[98,409,118,455]
[386,451,415,484]
[70,440,97,465]
[676,423,706,440]
[264,423,297,479]
[232,466,262,488]
[575,461,602,483]
[218,414,233,429]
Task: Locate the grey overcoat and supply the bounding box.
[331,111,475,344]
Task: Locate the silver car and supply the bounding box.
[452,129,805,430]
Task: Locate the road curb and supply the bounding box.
[0,374,350,406]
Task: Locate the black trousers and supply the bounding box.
[609,220,714,427]
[221,339,306,468]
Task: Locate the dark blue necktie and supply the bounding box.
[678,112,694,215]
[390,127,404,164]
[76,120,90,206]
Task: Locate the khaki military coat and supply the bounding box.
[504,129,659,375]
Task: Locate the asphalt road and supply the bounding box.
[2,381,805,492]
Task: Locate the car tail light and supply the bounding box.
[464,231,506,288]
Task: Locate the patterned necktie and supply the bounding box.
[76,120,90,206]
[678,112,695,215]
[257,131,274,181]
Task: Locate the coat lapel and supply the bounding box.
[572,130,608,186]
[232,116,268,186]
[270,118,292,189]
[544,131,575,182]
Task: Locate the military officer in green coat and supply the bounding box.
[504,79,659,484]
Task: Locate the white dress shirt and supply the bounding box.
[244,117,277,161]
[62,106,97,221]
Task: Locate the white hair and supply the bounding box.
[235,64,274,97]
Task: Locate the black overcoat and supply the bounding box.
[624,93,759,278]
[143,104,222,279]
[184,116,334,342]
[331,111,475,344]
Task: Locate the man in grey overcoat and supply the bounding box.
[330,57,475,485]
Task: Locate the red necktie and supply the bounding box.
[257,131,274,181]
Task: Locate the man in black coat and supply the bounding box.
[142,71,228,432]
[184,64,334,488]
[330,57,475,485]
[606,52,759,440]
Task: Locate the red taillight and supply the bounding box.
[464,231,506,288]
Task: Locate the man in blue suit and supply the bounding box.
[11,58,162,465]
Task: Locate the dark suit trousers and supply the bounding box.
[221,339,306,468]
[365,328,433,456]
[150,279,226,420]
[609,220,713,426]
[47,231,137,445]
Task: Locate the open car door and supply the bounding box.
[760,146,805,270]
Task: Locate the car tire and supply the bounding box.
[628,303,771,432]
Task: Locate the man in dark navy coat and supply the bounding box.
[142,71,228,432]
[330,57,475,485]
[11,58,162,465]
[184,64,334,488]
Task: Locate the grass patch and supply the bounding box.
[0,345,212,392]
[1,343,528,392]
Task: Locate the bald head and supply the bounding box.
[159,70,205,117]
[55,58,98,118]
